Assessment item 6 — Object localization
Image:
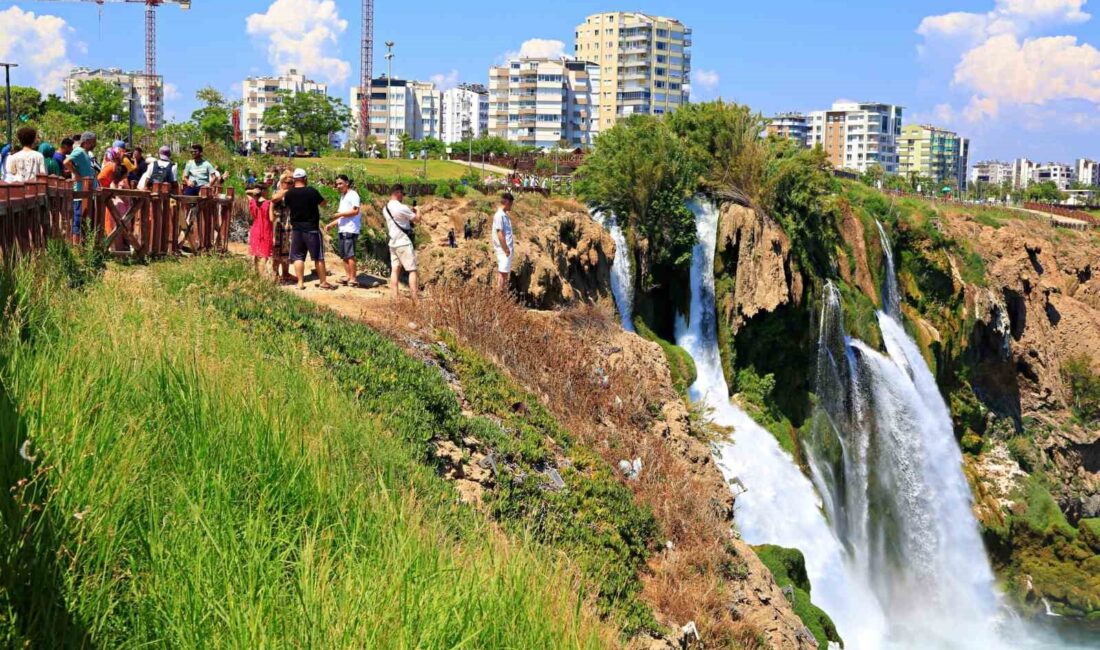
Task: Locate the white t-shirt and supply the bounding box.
[385,199,417,248]
[492,208,514,255]
[5,149,46,183]
[337,190,362,234]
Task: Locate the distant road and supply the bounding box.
[450,159,514,176]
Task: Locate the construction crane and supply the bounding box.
[36,1,192,132]
[360,0,374,152]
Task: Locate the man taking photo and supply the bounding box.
[383,184,421,300]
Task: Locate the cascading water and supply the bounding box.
[675,197,887,648]
[875,220,901,318]
[591,210,636,332]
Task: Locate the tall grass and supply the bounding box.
[0,256,615,647]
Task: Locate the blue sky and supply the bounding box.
[2,0,1098,163]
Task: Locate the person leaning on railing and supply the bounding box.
[63,132,98,245]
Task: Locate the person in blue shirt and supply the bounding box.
[63,132,98,244]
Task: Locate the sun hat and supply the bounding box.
[158,145,172,160]
[292,168,307,179]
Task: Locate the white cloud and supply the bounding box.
[0,7,78,94]
[503,38,567,61]
[163,82,181,101]
[246,0,351,85]
[430,70,460,90]
[963,95,1001,121]
[690,68,721,99]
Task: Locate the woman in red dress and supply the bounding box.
[247,184,274,276]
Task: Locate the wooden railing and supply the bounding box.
[0,175,236,261]
[1023,202,1099,227]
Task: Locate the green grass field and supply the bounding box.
[303,156,476,180]
[0,249,615,648]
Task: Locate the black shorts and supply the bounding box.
[290,229,324,263]
[337,233,358,260]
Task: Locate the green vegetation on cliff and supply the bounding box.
[753,545,841,648]
[0,252,615,647]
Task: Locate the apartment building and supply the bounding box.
[897,124,970,189]
[442,84,489,145]
[1037,162,1074,190]
[488,57,600,149]
[241,69,327,145]
[1074,159,1100,187]
[970,160,1013,187]
[766,113,809,145]
[1012,158,1038,189]
[806,101,904,174]
[350,77,443,155]
[574,11,691,129]
[64,67,164,130]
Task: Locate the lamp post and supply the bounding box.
[385,41,394,158]
[128,84,137,147]
[1,62,18,148]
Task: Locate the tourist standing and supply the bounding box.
[138,146,177,191]
[324,174,361,288]
[247,183,274,276]
[492,193,515,292]
[270,170,296,283]
[384,184,421,300]
[64,132,97,244]
[4,127,47,183]
[39,143,62,177]
[276,168,333,291]
[183,144,218,195]
[57,138,74,179]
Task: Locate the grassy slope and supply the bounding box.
[304,157,475,180]
[0,253,614,647]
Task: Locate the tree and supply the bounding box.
[191,86,233,145]
[261,90,350,150]
[1024,181,1066,203]
[861,163,885,188]
[0,86,44,138]
[33,110,83,143]
[666,100,766,199]
[75,79,126,127]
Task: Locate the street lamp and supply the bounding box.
[385,41,395,158]
[1,62,18,148]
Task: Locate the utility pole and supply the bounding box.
[128,84,137,147]
[1,62,17,148]
[385,41,394,158]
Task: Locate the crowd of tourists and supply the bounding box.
[2,125,227,245]
[244,168,516,299]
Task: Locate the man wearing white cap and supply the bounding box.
[138,146,177,191]
[275,168,334,291]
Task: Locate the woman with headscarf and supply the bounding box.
[269,170,296,283]
[98,147,132,251]
[39,143,62,176]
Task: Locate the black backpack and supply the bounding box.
[149,160,174,184]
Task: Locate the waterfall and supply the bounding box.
[675,197,887,648]
[591,210,635,332]
[875,220,901,318]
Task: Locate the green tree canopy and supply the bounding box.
[75,79,126,127]
[261,90,350,149]
[191,86,233,145]
[1024,181,1067,203]
[666,101,766,199]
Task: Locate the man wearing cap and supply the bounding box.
[139,146,177,192]
[275,168,333,291]
[64,131,98,244]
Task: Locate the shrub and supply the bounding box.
[1063,355,1100,423]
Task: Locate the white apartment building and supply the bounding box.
[488,57,601,150]
[970,160,1013,187]
[1012,158,1038,189]
[64,67,164,130]
[1037,162,1074,190]
[806,101,904,174]
[241,69,327,146]
[350,77,443,155]
[442,84,489,145]
[1074,159,1099,187]
[410,81,442,141]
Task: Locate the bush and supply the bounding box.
[1063,355,1100,423]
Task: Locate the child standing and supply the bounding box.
[247,183,274,276]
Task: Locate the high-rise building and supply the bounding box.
[488,57,600,149]
[242,69,327,145]
[766,113,809,145]
[351,77,443,155]
[442,84,489,145]
[64,67,164,131]
[806,101,904,174]
[1074,159,1099,187]
[1036,162,1074,190]
[574,11,691,129]
[1012,158,1038,189]
[897,124,970,189]
[970,160,1013,187]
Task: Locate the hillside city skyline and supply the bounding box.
[1,0,1098,166]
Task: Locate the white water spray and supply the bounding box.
[875,220,901,318]
[675,197,887,648]
[591,210,636,332]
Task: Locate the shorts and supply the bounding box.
[290,229,325,263]
[389,244,417,272]
[495,249,513,274]
[72,201,83,236]
[337,233,358,260]
[183,186,201,197]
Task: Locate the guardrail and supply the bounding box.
[0,174,235,261]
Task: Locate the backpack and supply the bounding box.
[149,160,174,185]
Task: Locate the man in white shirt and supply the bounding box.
[383,184,421,300]
[4,127,46,183]
[324,174,362,288]
[492,193,516,292]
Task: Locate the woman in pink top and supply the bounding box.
[247,184,274,276]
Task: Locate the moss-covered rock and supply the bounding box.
[753,545,842,649]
